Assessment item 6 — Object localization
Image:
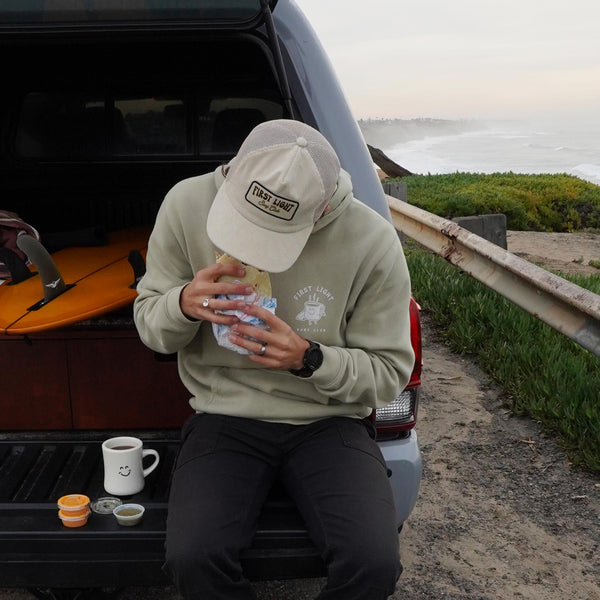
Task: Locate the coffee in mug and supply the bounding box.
[102,436,160,496]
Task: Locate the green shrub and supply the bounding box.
[398,172,600,231]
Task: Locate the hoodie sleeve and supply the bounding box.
[307,230,415,409]
[133,184,203,355]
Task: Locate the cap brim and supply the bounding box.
[207,186,312,273]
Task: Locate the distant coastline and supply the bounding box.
[358,117,489,148]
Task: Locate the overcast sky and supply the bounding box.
[298,0,600,122]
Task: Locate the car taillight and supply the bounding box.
[374,298,422,439]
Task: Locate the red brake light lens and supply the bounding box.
[374,298,422,437]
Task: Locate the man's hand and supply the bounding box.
[227,302,309,371]
[179,261,255,324]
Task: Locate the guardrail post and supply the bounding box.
[383,181,408,202]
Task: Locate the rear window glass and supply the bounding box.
[14,91,284,160]
[116,97,192,156]
[7,31,287,162]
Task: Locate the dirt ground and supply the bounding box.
[1,232,598,600]
[396,315,599,600]
[506,230,600,275]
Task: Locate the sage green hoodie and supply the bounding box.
[134,166,414,424]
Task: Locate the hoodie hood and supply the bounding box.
[311,168,353,233]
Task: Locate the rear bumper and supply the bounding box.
[380,429,422,526]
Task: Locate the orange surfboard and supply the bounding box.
[0,227,150,335]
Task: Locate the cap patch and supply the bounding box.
[245,181,299,222]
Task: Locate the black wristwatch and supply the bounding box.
[289,340,323,378]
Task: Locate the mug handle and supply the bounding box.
[142,449,160,477]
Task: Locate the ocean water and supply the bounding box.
[370,119,600,185]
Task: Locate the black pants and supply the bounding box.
[164,414,401,600]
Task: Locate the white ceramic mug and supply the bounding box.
[102,436,160,496]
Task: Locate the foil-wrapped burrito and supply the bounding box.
[211,253,276,355]
[212,292,277,355]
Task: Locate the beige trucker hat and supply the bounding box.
[207,119,341,273]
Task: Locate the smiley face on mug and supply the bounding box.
[102,436,160,496]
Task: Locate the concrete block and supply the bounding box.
[383,181,408,202]
[453,214,507,249]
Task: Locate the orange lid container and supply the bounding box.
[58,508,91,528]
[57,494,90,516]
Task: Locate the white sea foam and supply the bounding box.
[571,164,600,185]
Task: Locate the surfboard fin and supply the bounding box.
[128,249,146,289]
[0,247,35,284]
[16,235,71,307]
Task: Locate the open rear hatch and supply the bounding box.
[0,0,277,30]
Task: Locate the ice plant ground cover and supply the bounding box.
[400,171,600,471]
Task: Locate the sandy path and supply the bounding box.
[395,315,599,600]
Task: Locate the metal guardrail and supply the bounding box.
[387,194,600,357]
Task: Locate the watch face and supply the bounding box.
[305,343,323,371]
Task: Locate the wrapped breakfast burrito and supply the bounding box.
[212,253,276,355]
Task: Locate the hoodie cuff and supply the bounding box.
[308,344,344,389]
[167,284,202,326]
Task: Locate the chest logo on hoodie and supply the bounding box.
[292,285,335,330]
[296,294,326,326]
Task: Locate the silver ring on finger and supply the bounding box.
[202,297,211,309]
[259,343,267,356]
